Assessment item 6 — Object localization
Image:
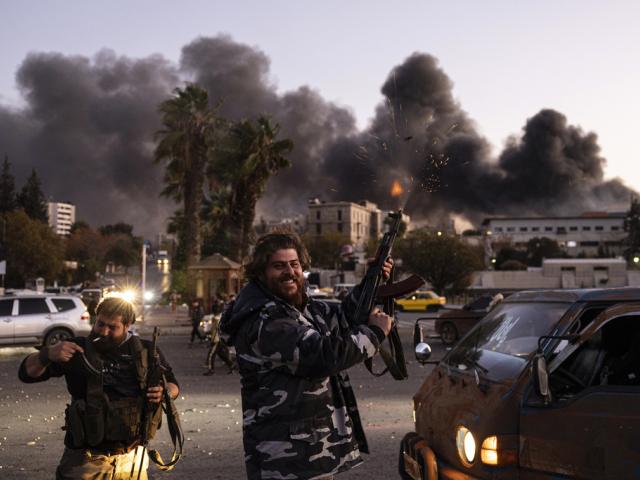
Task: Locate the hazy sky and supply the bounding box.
[3,0,640,194]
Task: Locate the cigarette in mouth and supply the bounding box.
[92,337,103,343]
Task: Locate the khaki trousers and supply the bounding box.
[56,446,149,480]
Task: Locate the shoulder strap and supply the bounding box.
[147,373,184,470]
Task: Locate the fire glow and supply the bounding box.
[391,180,404,197]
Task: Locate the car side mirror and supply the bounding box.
[415,342,432,364]
[532,352,552,404]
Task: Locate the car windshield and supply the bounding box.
[445,302,571,381]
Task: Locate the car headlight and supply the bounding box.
[456,426,476,465]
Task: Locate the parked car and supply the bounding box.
[44,286,69,294]
[332,283,356,298]
[401,287,640,480]
[396,290,446,312]
[435,293,504,345]
[0,294,91,347]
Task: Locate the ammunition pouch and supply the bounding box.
[65,396,161,448]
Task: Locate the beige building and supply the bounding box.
[471,258,637,291]
[47,201,76,236]
[306,199,383,246]
[481,212,626,256]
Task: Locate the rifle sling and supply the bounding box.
[365,325,408,380]
[147,373,184,471]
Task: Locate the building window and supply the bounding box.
[316,211,321,220]
[611,226,620,231]
[557,227,566,234]
[337,210,342,221]
[569,226,578,231]
[507,227,515,232]
[316,224,321,235]
[520,227,528,232]
[545,226,553,232]
[337,223,343,233]
[580,241,599,247]
[495,227,503,232]
[583,226,591,231]
[595,226,604,231]
[532,227,540,232]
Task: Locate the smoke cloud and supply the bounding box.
[0,36,634,239]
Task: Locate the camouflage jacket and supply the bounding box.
[220,281,382,480]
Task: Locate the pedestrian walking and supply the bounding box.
[189,299,206,346]
[203,314,235,375]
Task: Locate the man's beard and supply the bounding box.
[266,273,305,308]
[88,331,127,354]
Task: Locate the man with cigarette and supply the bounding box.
[19,297,179,479]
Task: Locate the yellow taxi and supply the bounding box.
[395,290,446,312]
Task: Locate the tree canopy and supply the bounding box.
[0,155,17,214]
[210,116,293,260]
[3,209,64,287]
[396,229,484,295]
[155,84,219,269]
[17,169,48,222]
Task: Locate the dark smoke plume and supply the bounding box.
[0,36,634,239]
[0,50,179,236]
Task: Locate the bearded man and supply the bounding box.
[220,232,393,480]
[19,297,179,479]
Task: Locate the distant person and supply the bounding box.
[169,291,179,313]
[87,297,99,325]
[189,299,206,346]
[203,314,235,375]
[220,232,393,480]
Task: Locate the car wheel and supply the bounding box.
[440,322,458,346]
[44,328,73,346]
[426,304,440,313]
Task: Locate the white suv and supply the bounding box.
[0,294,91,347]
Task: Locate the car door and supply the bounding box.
[14,297,52,343]
[520,303,640,479]
[0,298,16,344]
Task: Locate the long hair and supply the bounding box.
[245,232,310,281]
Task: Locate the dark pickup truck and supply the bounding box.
[401,287,640,480]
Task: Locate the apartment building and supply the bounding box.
[306,199,384,246]
[481,212,626,256]
[47,201,76,236]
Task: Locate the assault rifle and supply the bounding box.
[352,210,425,380]
[132,327,184,480]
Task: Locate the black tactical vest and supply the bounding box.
[64,336,163,450]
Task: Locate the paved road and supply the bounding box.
[0,313,448,479]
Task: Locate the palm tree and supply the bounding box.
[210,116,293,261]
[155,84,219,269]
